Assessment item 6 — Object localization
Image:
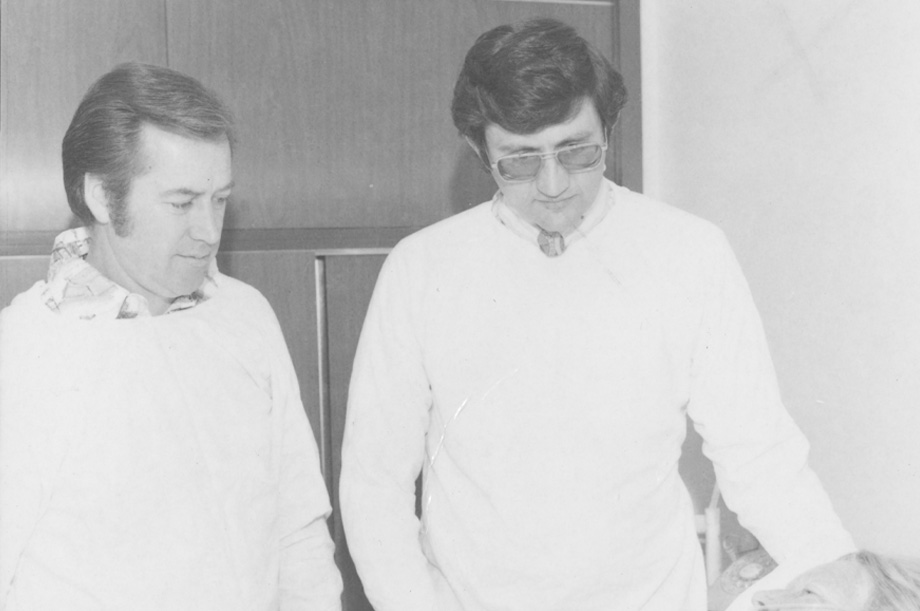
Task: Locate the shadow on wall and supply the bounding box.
[449,142,496,216]
[680,418,748,570]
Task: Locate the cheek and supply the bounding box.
[756,590,793,604]
[576,169,605,197]
[496,182,532,208]
[216,206,228,229]
[139,229,189,270]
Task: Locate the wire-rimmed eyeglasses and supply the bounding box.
[490,135,608,182]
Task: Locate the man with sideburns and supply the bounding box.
[340,18,855,611]
[0,63,342,610]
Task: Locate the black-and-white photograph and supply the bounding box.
[1,2,918,610]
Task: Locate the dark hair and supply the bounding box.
[451,18,627,165]
[62,62,235,233]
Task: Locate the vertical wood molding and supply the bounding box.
[313,256,333,490]
[613,0,643,193]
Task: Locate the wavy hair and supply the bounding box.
[450,18,626,166]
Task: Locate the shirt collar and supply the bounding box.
[491,179,614,257]
[41,227,218,320]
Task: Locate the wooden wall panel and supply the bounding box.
[0,0,166,232]
[166,0,623,230]
[0,256,47,309]
[324,253,387,611]
[2,0,639,234]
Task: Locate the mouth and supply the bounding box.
[537,197,573,211]
[179,253,212,266]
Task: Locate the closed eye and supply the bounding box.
[798,587,832,603]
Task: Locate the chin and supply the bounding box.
[173,276,207,297]
[544,216,582,235]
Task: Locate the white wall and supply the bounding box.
[643,1,920,557]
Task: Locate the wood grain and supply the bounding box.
[0,0,166,231]
[166,0,621,230]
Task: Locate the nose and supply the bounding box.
[188,201,223,244]
[534,155,570,198]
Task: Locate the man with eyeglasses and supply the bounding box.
[340,18,855,611]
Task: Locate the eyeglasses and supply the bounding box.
[490,136,608,182]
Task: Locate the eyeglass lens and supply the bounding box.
[497,143,604,181]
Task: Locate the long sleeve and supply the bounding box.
[0,318,39,610]
[268,311,343,611]
[686,232,855,567]
[339,250,463,611]
[0,297,82,611]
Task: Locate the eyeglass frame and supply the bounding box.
[489,133,609,183]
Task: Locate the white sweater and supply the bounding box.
[0,273,342,610]
[340,181,854,611]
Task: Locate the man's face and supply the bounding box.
[751,559,874,611]
[483,98,607,235]
[96,124,232,314]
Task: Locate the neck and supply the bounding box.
[86,224,171,316]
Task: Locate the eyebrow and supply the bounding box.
[161,180,235,199]
[496,131,596,156]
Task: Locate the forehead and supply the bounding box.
[789,559,873,605]
[484,99,603,154]
[133,124,232,187]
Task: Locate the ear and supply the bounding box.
[83,174,111,225]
